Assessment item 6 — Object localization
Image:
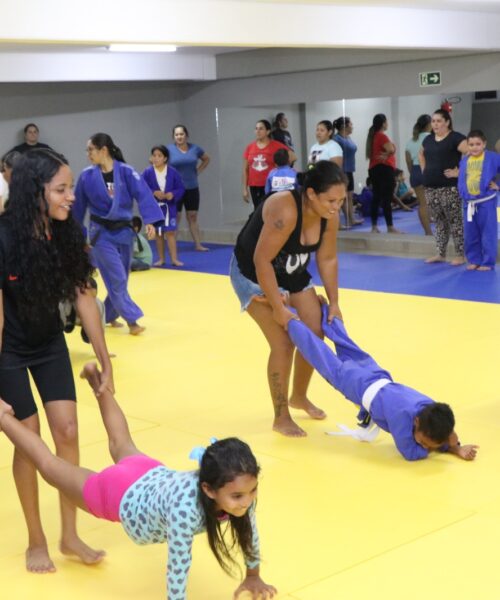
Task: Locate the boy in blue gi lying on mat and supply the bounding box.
[286,303,478,461]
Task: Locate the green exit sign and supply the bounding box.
[419,71,442,87]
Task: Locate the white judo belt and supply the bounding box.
[325,378,391,442]
[466,192,497,222]
[159,202,170,227]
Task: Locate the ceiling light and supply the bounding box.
[108,44,177,53]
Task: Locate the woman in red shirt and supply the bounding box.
[366,113,401,233]
[242,119,297,209]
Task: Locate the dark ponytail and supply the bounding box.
[90,132,126,163]
[297,160,348,193]
[412,114,431,141]
[365,113,387,159]
[198,438,260,576]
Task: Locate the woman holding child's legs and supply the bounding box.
[0,149,112,573]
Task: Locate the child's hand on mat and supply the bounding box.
[233,574,277,599]
[456,444,479,461]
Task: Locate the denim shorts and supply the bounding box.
[229,253,313,311]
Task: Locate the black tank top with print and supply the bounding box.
[234,189,327,293]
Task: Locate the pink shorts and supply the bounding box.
[82,454,164,522]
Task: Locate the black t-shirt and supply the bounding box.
[422,131,466,188]
[271,129,294,150]
[234,190,327,293]
[0,215,65,366]
[102,170,115,197]
[9,142,52,154]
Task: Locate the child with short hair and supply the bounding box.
[264,148,298,196]
[131,216,153,271]
[0,364,277,600]
[392,168,418,211]
[286,304,478,461]
[457,129,500,271]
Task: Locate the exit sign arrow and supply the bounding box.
[419,71,442,87]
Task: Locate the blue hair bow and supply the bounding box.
[189,437,218,465]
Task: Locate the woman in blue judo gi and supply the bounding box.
[286,303,478,461]
[74,133,163,335]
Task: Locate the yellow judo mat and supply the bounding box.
[1,267,500,599]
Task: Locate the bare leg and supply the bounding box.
[166,232,183,266]
[186,210,208,251]
[288,288,326,420]
[11,413,56,573]
[80,363,140,462]
[415,186,432,235]
[0,401,96,572]
[247,301,306,437]
[45,401,105,565]
[154,235,165,266]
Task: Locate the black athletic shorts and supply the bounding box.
[176,187,200,212]
[0,347,76,421]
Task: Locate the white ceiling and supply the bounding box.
[0,1,499,83]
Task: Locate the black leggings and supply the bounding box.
[368,164,395,227]
[249,186,266,209]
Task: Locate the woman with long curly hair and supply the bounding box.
[0,149,113,573]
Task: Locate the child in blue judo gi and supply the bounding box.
[457,129,500,271]
[286,304,478,461]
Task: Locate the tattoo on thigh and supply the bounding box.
[270,372,288,417]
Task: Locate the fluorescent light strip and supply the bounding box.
[108,44,177,53]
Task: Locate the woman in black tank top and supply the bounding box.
[230,161,347,437]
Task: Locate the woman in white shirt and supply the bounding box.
[308,120,343,168]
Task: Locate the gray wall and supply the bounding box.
[1,51,499,236]
[0,81,183,175]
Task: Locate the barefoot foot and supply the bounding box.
[466,264,479,271]
[128,323,146,336]
[109,320,124,328]
[477,265,493,271]
[449,257,465,266]
[172,260,184,267]
[153,260,165,267]
[26,545,56,574]
[272,416,307,437]
[371,226,381,233]
[79,362,102,393]
[425,255,446,264]
[195,245,209,252]
[387,227,404,234]
[60,537,106,566]
[289,398,327,420]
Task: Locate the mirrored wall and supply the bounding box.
[217,90,500,234]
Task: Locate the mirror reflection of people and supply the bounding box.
[366,114,401,234]
[271,112,294,150]
[0,151,22,212]
[333,116,363,227]
[243,119,297,209]
[405,114,433,235]
[419,109,468,265]
[231,161,345,438]
[9,123,52,154]
[308,120,343,169]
